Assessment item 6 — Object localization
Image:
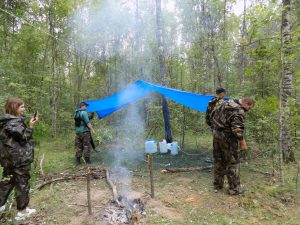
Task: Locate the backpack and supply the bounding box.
[74,111,83,127]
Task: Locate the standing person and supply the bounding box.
[205,87,226,129]
[211,98,255,195]
[74,102,95,165]
[0,97,38,221]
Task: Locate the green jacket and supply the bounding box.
[74,109,90,134]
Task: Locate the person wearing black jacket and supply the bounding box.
[0,97,38,221]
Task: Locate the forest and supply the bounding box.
[0,0,299,224]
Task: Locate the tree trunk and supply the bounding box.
[49,4,57,138]
[279,0,295,163]
[155,0,173,143]
[238,0,247,90]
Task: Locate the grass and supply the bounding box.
[0,133,299,225]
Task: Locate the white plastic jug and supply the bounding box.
[145,139,157,154]
[167,143,172,151]
[159,139,168,153]
[170,141,180,155]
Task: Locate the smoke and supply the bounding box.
[69,0,177,195]
[108,101,145,196]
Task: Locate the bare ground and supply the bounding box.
[1,163,299,225]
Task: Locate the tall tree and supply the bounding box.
[238,0,247,90]
[155,0,173,143]
[279,0,295,163]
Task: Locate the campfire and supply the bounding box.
[102,195,145,224]
[103,170,146,224]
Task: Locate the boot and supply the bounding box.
[76,157,81,166]
[84,157,92,164]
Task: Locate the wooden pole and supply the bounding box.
[87,167,92,215]
[148,154,154,198]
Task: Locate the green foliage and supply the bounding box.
[246,96,279,153]
[0,0,298,158]
[94,125,114,146]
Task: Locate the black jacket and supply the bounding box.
[0,114,34,167]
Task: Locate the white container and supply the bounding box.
[145,140,157,154]
[159,139,168,153]
[167,143,172,151]
[170,141,180,155]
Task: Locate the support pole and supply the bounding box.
[147,154,154,198]
[87,167,92,215]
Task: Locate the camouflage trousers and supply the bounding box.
[75,132,91,159]
[0,164,31,210]
[213,130,241,193]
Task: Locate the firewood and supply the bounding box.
[105,169,122,206]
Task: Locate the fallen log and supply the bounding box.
[36,176,86,190]
[161,166,212,174]
[36,167,106,190]
[248,168,273,176]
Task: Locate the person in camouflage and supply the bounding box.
[211,98,255,195]
[0,97,38,221]
[205,87,226,129]
[74,102,95,165]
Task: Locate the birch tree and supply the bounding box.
[279,0,295,163]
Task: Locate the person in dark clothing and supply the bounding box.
[205,87,226,129]
[211,98,255,195]
[74,102,95,165]
[0,97,38,221]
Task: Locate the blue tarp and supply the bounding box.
[85,80,216,118]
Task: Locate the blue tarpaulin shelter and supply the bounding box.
[85,80,215,118]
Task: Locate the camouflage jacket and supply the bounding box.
[0,114,34,167]
[205,97,225,127]
[211,100,245,140]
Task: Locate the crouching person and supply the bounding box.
[0,97,38,221]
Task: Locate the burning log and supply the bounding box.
[104,170,145,224]
[106,169,122,206]
[161,165,212,174]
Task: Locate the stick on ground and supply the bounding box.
[161,166,212,174]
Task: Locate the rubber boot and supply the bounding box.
[76,157,81,166]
